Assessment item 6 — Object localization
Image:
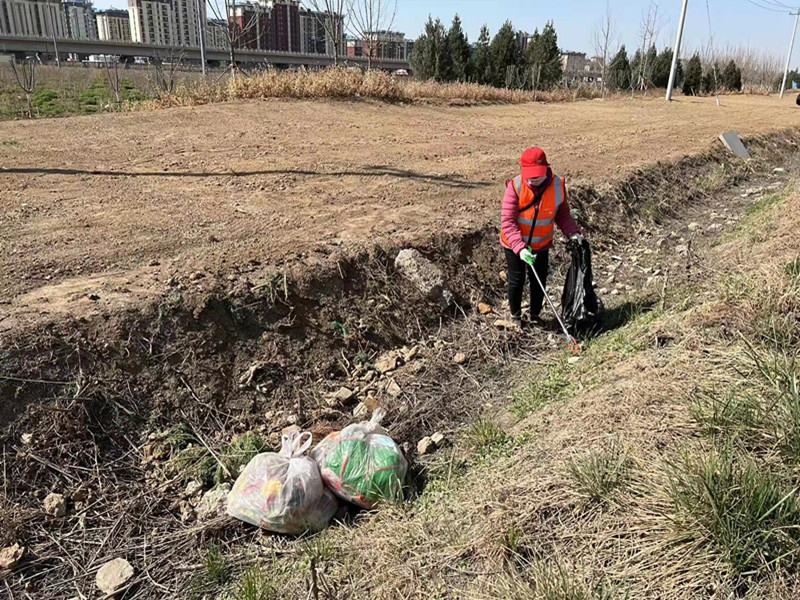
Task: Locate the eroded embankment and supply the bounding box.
[1,129,799,599]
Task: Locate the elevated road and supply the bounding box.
[0,35,410,70]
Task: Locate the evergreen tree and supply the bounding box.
[473,24,491,85]
[607,45,631,90]
[651,48,684,89]
[652,48,672,88]
[447,14,472,82]
[721,59,742,91]
[438,28,454,81]
[489,20,521,88]
[701,62,720,95]
[409,17,447,81]
[525,21,562,90]
[682,53,702,95]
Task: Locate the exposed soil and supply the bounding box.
[3,94,800,332]
[2,96,800,598]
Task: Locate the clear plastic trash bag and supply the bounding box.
[311,409,408,509]
[227,430,338,535]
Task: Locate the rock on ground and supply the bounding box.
[394,249,454,309]
[374,353,399,374]
[96,558,134,595]
[43,493,66,517]
[417,437,434,455]
[430,432,446,446]
[0,543,24,570]
[197,484,231,521]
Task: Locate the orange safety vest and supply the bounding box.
[500,174,565,251]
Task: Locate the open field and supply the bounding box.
[3,90,800,599]
[2,93,800,331]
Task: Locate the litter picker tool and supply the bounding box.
[522,250,580,354]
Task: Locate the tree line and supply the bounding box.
[410,16,564,90]
[410,15,745,96]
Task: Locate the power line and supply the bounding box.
[745,0,794,13]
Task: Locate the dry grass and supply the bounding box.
[206,181,800,599]
[143,67,605,109]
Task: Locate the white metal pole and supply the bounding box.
[196,0,207,76]
[666,0,690,101]
[780,10,800,99]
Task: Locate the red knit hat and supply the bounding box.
[519,147,549,180]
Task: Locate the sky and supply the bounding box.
[91,0,800,67]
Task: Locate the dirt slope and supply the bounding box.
[2,94,800,332]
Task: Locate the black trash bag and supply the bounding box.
[561,239,604,335]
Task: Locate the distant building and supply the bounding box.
[96,8,131,41]
[63,0,97,39]
[347,30,409,60]
[206,17,227,49]
[0,0,67,38]
[229,1,270,50]
[173,0,203,47]
[561,51,587,79]
[267,0,299,52]
[128,0,175,45]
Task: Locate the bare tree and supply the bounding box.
[207,0,264,77]
[634,1,664,94]
[306,0,346,63]
[151,50,184,94]
[592,2,617,96]
[104,57,122,108]
[10,58,36,118]
[346,0,397,69]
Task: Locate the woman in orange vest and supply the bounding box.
[500,147,583,328]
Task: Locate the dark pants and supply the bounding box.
[504,247,549,319]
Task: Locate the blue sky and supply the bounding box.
[91,0,800,67]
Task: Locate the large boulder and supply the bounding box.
[394,249,453,309]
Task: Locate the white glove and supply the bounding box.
[519,248,534,266]
[570,233,585,245]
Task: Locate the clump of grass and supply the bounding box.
[171,428,269,486]
[785,257,800,279]
[690,389,764,444]
[670,448,800,574]
[567,440,631,502]
[466,417,508,450]
[204,545,230,586]
[494,559,618,600]
[227,567,277,600]
[512,362,572,417]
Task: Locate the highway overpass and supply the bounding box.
[0,35,410,71]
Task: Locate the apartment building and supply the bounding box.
[173,0,202,47]
[205,17,227,49]
[96,8,131,41]
[63,0,97,40]
[299,8,342,56]
[0,0,67,38]
[128,0,175,44]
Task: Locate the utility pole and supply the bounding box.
[196,0,207,76]
[666,0,689,101]
[47,0,61,67]
[780,10,800,99]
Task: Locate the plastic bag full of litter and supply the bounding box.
[227,430,338,535]
[311,408,407,509]
[561,237,604,335]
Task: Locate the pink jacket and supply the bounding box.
[500,174,581,254]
